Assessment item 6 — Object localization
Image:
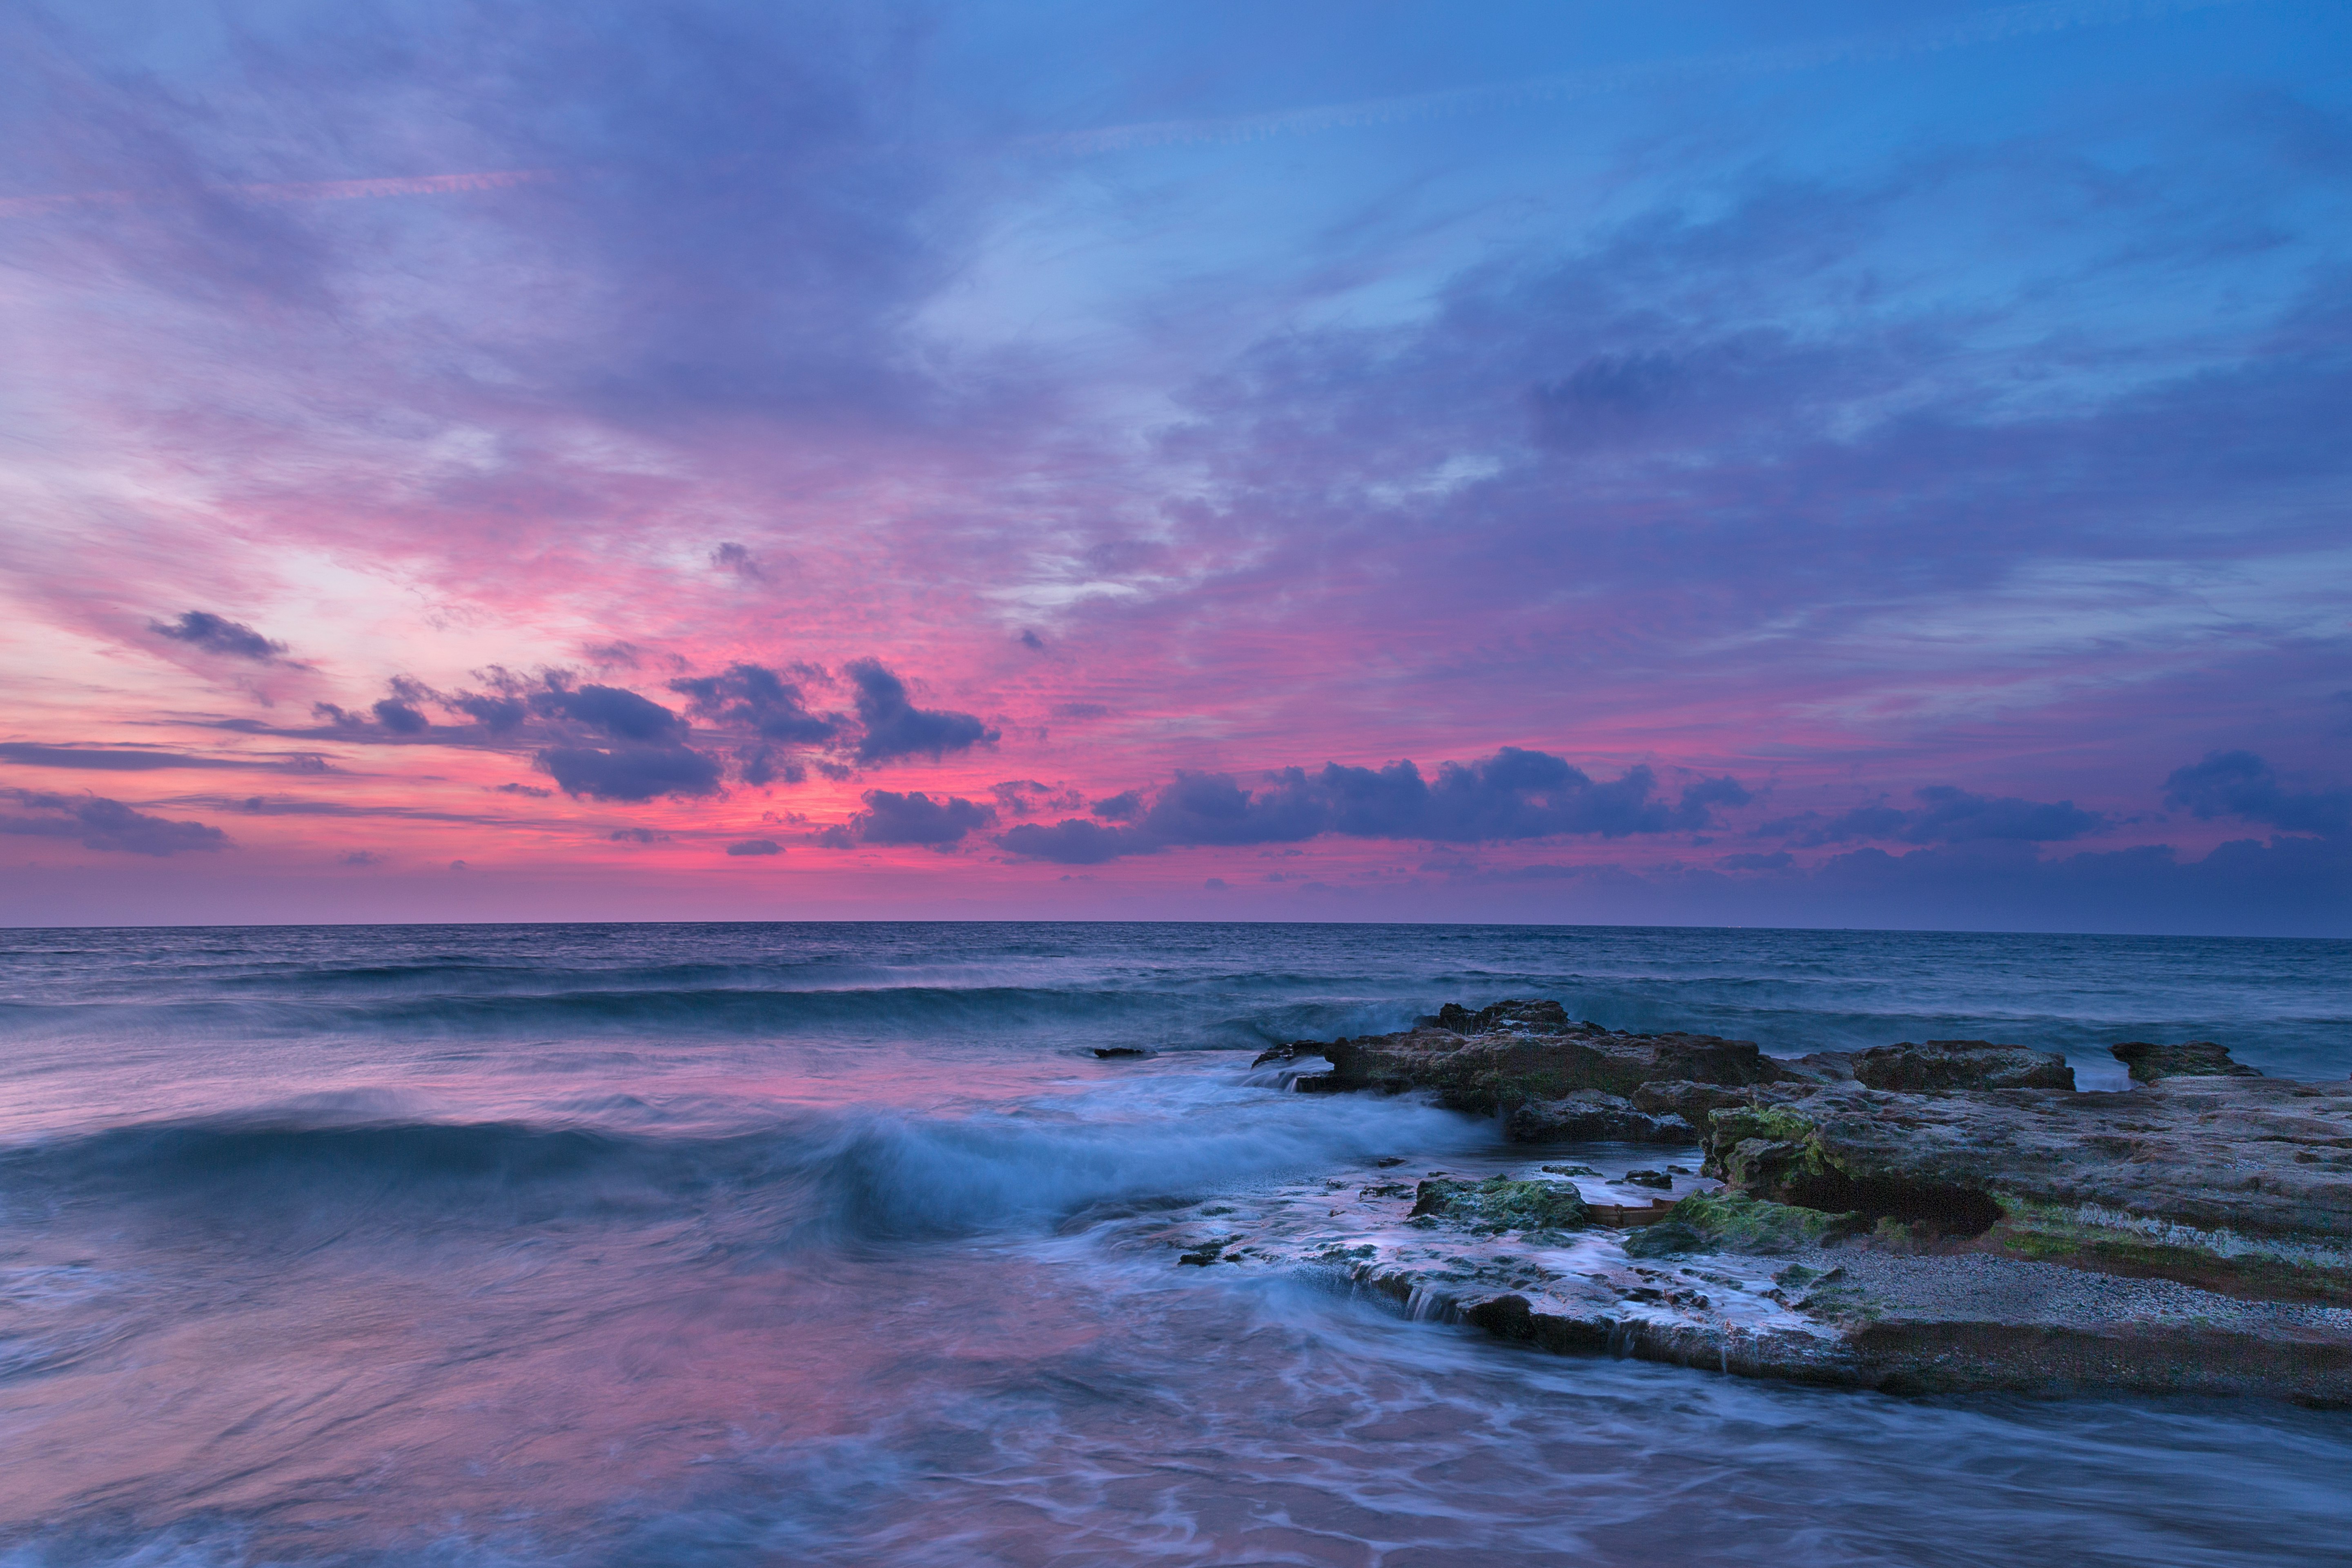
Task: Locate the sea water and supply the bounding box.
[0,922,2346,1566]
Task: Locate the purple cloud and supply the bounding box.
[0,791,230,856]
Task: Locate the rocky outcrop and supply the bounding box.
[1852,1039,2074,1092]
[1296,1000,1785,1123]
[1149,1145,2352,1403]
[1503,1090,1690,1143]
[1704,1078,2352,1243]
[1408,1175,1591,1234]
[2110,1039,2263,1082]
[1242,996,2352,1398]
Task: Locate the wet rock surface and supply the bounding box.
[1503,1089,1690,1144]
[2109,1038,2265,1082]
[1308,1001,1786,1120]
[1232,997,2352,1401]
[1852,1039,2075,1092]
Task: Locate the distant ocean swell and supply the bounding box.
[0,986,1426,1049]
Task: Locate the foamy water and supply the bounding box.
[2,922,2347,1565]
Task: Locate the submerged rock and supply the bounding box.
[1853,1040,2075,1092]
[2109,1038,2263,1082]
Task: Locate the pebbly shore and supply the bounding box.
[1163,1000,2352,1403]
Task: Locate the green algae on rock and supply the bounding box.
[1408,1174,1592,1234]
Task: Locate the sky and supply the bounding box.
[1,0,2348,933]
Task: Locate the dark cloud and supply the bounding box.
[529,681,688,742]
[449,692,532,733]
[372,697,430,735]
[1719,851,1792,871]
[609,827,670,843]
[584,641,644,668]
[489,782,554,797]
[1019,630,1045,650]
[517,677,721,800]
[2163,751,2352,837]
[812,824,857,849]
[445,670,535,734]
[535,744,723,802]
[998,818,1135,864]
[999,747,1738,863]
[724,838,783,856]
[846,659,997,764]
[669,664,837,744]
[0,743,323,773]
[1090,789,1144,822]
[710,543,764,580]
[989,780,1083,817]
[149,610,287,662]
[0,791,230,856]
[739,748,806,788]
[339,850,384,866]
[850,789,995,846]
[1766,787,2107,848]
[1050,703,1110,720]
[1899,786,2104,844]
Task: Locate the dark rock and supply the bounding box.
[1250,1040,1327,1067]
[1704,1078,2352,1249]
[2110,1040,2262,1083]
[1408,1175,1591,1234]
[1308,999,1786,1119]
[1503,1090,1691,1144]
[1625,1078,1805,1136]
[1094,1046,1154,1059]
[1374,1156,1407,1167]
[1622,1169,1675,1189]
[1647,1190,1865,1253]
[1853,1040,2075,1092]
[1428,998,1578,1036]
[1619,1221,1707,1258]
[1776,1051,1860,1085]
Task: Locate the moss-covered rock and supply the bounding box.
[1704,1105,1835,1195]
[1408,1176,1592,1234]
[1623,1191,1862,1256]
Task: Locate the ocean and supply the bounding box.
[2,921,2348,1566]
